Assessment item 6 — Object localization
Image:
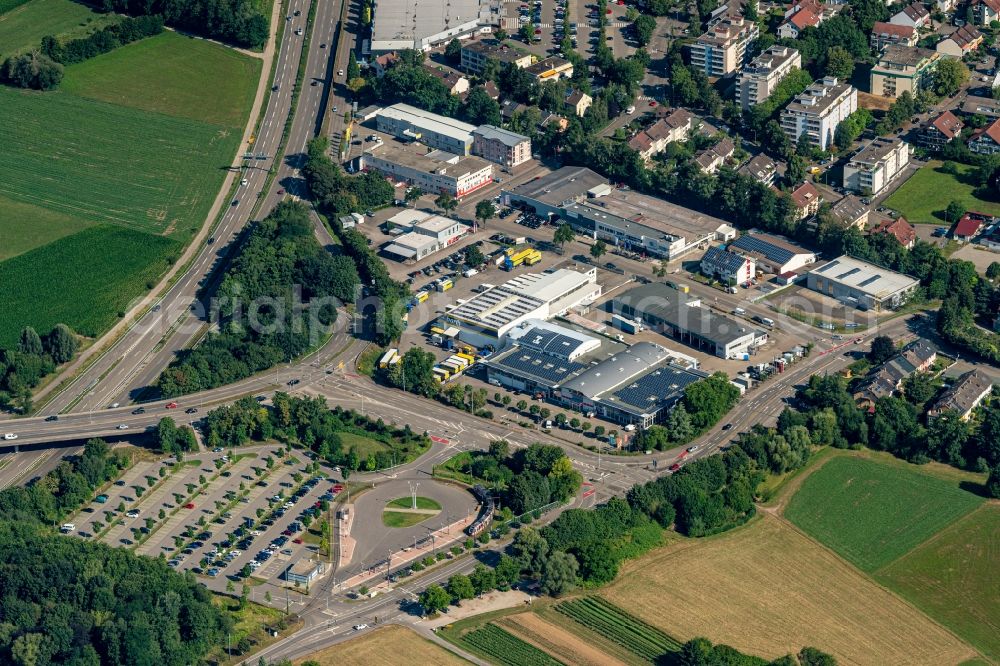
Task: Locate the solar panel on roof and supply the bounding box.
[732,235,798,265]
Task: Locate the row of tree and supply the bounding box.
[85,0,269,48]
[156,200,360,396]
[0,325,78,413]
[40,14,164,66]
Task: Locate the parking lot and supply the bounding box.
[74,445,342,597]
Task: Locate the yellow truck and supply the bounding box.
[503,247,542,270]
[378,348,399,369]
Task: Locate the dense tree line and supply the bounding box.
[0,325,78,413]
[155,417,198,456]
[199,393,430,474]
[157,201,359,396]
[0,51,63,90]
[678,638,837,666]
[0,519,229,665]
[40,14,163,66]
[86,0,268,48]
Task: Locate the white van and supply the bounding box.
[61,523,75,533]
[626,105,636,114]
[462,268,479,278]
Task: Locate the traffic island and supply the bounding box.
[382,496,442,528]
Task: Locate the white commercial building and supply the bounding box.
[807,255,920,311]
[369,0,498,53]
[842,138,910,195]
[439,268,602,346]
[383,210,469,261]
[357,137,494,198]
[780,77,857,151]
[376,103,477,155]
[736,46,802,110]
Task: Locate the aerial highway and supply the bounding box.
[37,0,351,416]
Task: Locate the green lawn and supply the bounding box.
[387,496,442,511]
[0,225,180,345]
[784,456,983,572]
[338,432,389,458]
[0,0,116,58]
[0,194,89,261]
[381,510,437,528]
[884,161,1000,224]
[877,504,1000,662]
[61,31,260,127]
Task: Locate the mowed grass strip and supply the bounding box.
[386,496,441,510]
[0,225,180,346]
[458,624,566,666]
[292,625,468,666]
[783,456,983,572]
[602,513,979,664]
[0,87,240,238]
[61,31,260,127]
[0,194,90,261]
[877,504,1000,662]
[554,597,681,661]
[381,511,436,528]
[0,0,116,58]
[884,160,1000,224]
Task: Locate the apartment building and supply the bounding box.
[870,22,918,51]
[921,110,964,148]
[376,103,477,155]
[870,45,941,99]
[842,138,910,195]
[780,77,857,151]
[735,46,802,110]
[460,40,532,74]
[689,15,759,77]
[472,125,532,168]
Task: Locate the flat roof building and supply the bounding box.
[736,45,802,110]
[843,138,910,196]
[440,268,601,347]
[370,0,496,53]
[689,15,760,77]
[807,255,919,310]
[502,166,609,218]
[870,45,941,99]
[525,56,574,81]
[780,77,857,151]
[613,283,767,359]
[376,103,477,155]
[382,211,469,260]
[460,40,533,74]
[729,232,816,274]
[472,125,531,168]
[357,137,494,197]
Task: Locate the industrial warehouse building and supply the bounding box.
[356,137,494,198]
[438,268,601,347]
[806,255,919,311]
[612,283,767,359]
[368,0,497,53]
[502,166,736,259]
[382,210,468,260]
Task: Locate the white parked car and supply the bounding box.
[3,433,17,441]
[353,624,368,631]
[117,424,129,430]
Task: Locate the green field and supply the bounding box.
[339,432,390,458]
[554,597,682,661]
[61,31,260,127]
[0,0,117,58]
[784,456,984,572]
[0,194,89,261]
[386,496,442,511]
[877,504,1000,661]
[884,161,1000,224]
[0,225,180,346]
[381,511,437,528]
[457,624,566,666]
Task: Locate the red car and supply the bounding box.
[184,503,195,509]
[166,402,178,409]
[668,463,681,472]
[282,529,292,536]
[292,538,303,544]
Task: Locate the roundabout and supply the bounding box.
[381,496,442,528]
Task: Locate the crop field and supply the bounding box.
[61,31,260,127]
[0,0,116,58]
[783,456,983,571]
[295,625,468,666]
[884,161,1000,224]
[0,225,180,346]
[877,504,1000,662]
[554,597,681,662]
[0,195,88,261]
[497,613,630,666]
[457,624,566,666]
[0,87,241,238]
[602,513,979,664]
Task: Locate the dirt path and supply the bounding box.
[499,613,628,666]
[423,590,533,629]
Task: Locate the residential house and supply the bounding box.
[889,1,930,29]
[372,52,400,77]
[689,15,760,77]
[871,22,918,51]
[628,110,695,162]
[694,137,735,174]
[954,212,987,241]
[729,232,817,273]
[735,46,802,110]
[830,194,870,229]
[973,0,1000,25]
[928,370,994,420]
[778,6,821,38]
[738,153,777,185]
[565,89,592,117]
[423,65,470,95]
[482,81,500,100]
[701,245,756,285]
[870,45,941,99]
[780,77,857,151]
[853,340,937,411]
[789,181,823,220]
[870,216,917,248]
[937,24,984,57]
[969,118,1000,154]
[500,100,526,122]
[843,138,910,196]
[936,0,957,11]
[921,110,964,148]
